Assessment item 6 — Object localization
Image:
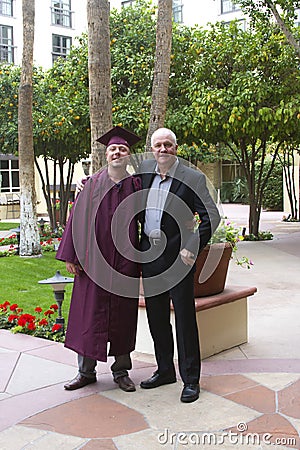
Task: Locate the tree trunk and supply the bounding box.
[18,0,41,256]
[87,0,112,173]
[266,0,300,58]
[146,0,173,151]
[282,148,298,220]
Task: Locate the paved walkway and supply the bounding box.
[1,205,300,449]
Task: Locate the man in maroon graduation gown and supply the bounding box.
[56,126,141,392]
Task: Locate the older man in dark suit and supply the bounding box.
[139,128,220,403]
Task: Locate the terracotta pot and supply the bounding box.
[194,242,233,297]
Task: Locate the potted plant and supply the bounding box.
[194,219,252,297]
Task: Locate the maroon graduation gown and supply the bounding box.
[56,169,141,361]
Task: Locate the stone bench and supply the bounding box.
[136,285,257,359]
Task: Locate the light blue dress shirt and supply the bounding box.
[144,159,179,238]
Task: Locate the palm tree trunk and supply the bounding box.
[146,0,173,151]
[18,0,41,256]
[87,0,112,173]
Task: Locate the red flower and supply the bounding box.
[35,307,43,313]
[27,322,36,331]
[18,313,35,324]
[1,301,10,309]
[52,324,62,332]
[9,303,18,311]
[50,304,58,311]
[39,318,48,326]
[17,317,27,327]
[44,310,54,316]
[8,314,18,322]
[17,308,23,313]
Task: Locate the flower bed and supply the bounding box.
[0,300,65,342]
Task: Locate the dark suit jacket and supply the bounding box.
[139,158,221,268]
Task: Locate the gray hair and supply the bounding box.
[150,128,177,146]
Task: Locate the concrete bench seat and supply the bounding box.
[136,285,257,359]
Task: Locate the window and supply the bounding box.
[52,34,71,63]
[0,0,13,16]
[173,0,183,23]
[121,0,135,7]
[51,0,72,27]
[0,25,13,63]
[223,18,246,30]
[221,0,240,14]
[0,156,19,193]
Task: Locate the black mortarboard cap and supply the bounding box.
[96,126,141,148]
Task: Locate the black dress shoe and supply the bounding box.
[114,375,136,392]
[64,373,97,391]
[180,383,200,403]
[140,371,176,389]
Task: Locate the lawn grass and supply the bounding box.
[0,222,20,231]
[0,252,74,317]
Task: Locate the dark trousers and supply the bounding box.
[143,270,201,384]
[78,354,132,380]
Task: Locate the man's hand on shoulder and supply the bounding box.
[76,176,89,195]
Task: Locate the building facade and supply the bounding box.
[0,0,87,68]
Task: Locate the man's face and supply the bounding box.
[105,144,130,168]
[151,130,178,168]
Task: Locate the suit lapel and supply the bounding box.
[164,163,185,211]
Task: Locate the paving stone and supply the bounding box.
[0,425,47,450]
[21,393,148,439]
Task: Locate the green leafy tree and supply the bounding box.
[185,22,300,235]
[234,0,300,58]
[33,46,90,229]
[0,65,21,153]
[0,45,90,229]
[109,0,156,142]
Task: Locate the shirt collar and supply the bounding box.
[154,157,179,178]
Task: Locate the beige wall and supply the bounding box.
[198,161,222,204]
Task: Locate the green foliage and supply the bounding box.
[185,21,300,146]
[209,218,253,269]
[221,177,249,204]
[33,39,90,162]
[259,158,283,211]
[110,0,156,141]
[244,230,274,241]
[0,64,21,154]
[233,0,300,31]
